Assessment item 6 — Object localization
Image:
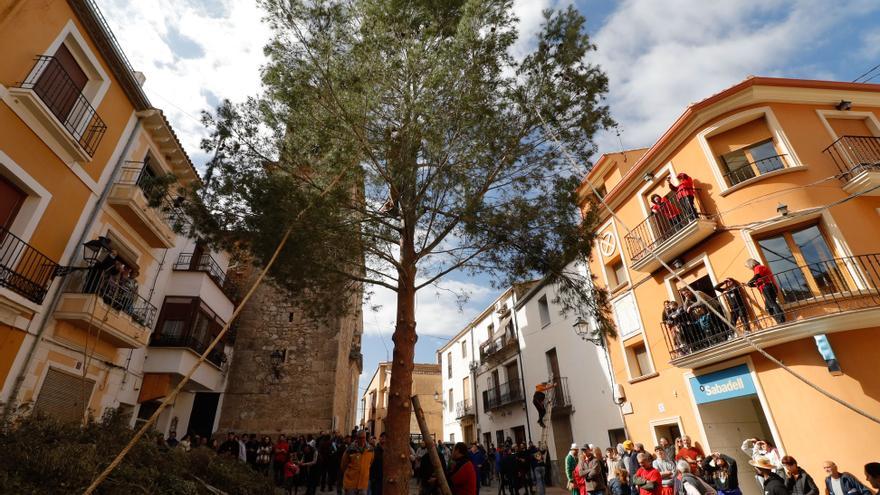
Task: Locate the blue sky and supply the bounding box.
[98,0,880,404]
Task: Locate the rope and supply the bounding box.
[531,105,880,426]
[83,169,350,494]
[80,283,114,424]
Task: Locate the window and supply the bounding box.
[626,341,653,378]
[448,389,454,412]
[538,295,551,327]
[450,433,455,443]
[608,260,627,288]
[612,292,641,339]
[447,352,452,378]
[756,224,848,302]
[486,323,494,341]
[720,139,785,186]
[461,340,467,358]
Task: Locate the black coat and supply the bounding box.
[763,473,789,495]
[785,470,820,495]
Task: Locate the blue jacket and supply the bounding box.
[825,473,872,495]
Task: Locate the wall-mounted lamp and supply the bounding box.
[777,203,789,216]
[269,349,286,379]
[643,172,654,183]
[671,258,685,269]
[572,315,604,347]
[836,100,852,111]
[53,236,113,277]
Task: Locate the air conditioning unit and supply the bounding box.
[614,383,626,405]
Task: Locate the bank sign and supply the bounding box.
[689,364,758,405]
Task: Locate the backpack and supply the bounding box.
[680,474,717,495]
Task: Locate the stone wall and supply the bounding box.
[218,272,362,435]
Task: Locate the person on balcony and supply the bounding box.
[713,278,750,334]
[680,289,724,348]
[744,259,786,324]
[532,382,555,428]
[662,300,696,354]
[666,173,698,220]
[649,194,682,239]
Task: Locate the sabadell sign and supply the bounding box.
[689,364,758,405]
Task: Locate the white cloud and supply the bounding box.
[96,0,271,165]
[592,0,880,151]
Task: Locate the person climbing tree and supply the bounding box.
[533,382,556,428]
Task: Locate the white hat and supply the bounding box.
[570,443,578,450]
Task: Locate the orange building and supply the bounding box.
[580,77,880,494]
[0,1,209,425]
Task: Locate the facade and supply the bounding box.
[0,0,238,440]
[360,362,442,440]
[217,274,362,435]
[580,76,880,495]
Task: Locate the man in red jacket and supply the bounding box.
[746,258,786,324]
[450,442,477,495]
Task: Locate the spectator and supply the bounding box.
[501,447,520,495]
[781,456,818,495]
[532,447,548,495]
[285,452,301,495]
[658,439,675,466]
[666,173,698,219]
[619,441,640,489]
[237,434,248,463]
[256,436,273,475]
[166,431,179,448]
[606,448,620,483]
[680,288,725,346]
[823,461,872,495]
[609,468,631,495]
[713,278,750,333]
[702,452,739,495]
[218,432,241,459]
[652,447,675,495]
[515,443,533,495]
[650,193,682,239]
[740,438,782,485]
[369,433,386,495]
[245,433,259,468]
[566,444,579,495]
[179,433,192,452]
[594,447,609,487]
[633,453,661,495]
[662,300,696,354]
[451,442,478,495]
[750,457,787,495]
[341,431,373,495]
[274,434,291,486]
[675,460,716,495]
[745,259,785,324]
[471,443,487,494]
[864,463,880,492]
[674,436,704,475]
[301,443,319,495]
[575,445,606,495]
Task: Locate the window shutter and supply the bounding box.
[32,368,95,423]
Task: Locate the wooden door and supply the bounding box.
[0,176,26,230]
[36,44,88,123]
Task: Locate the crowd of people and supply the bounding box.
[559,435,879,495]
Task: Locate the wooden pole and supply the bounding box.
[411,394,453,495]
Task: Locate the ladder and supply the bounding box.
[537,383,556,449]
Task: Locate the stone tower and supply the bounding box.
[218,271,362,435]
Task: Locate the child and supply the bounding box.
[284,452,301,495]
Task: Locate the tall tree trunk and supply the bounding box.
[383,248,418,495]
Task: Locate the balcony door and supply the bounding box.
[0,176,26,230]
[36,44,88,123]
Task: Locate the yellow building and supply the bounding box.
[361,362,443,441]
[0,1,203,423]
[580,77,880,494]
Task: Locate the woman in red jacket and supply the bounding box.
[667,173,698,219]
[450,442,478,495]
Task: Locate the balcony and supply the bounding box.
[0,227,58,304]
[823,136,880,196]
[624,194,717,273]
[55,272,158,348]
[173,252,239,303]
[107,165,182,249]
[455,399,475,419]
[661,254,880,368]
[482,380,523,411]
[145,333,226,391]
[548,377,572,416]
[721,154,788,188]
[8,56,106,160]
[479,333,519,364]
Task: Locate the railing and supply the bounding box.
[65,271,158,328]
[479,333,518,361]
[660,254,880,359]
[823,135,880,179]
[0,227,58,304]
[548,377,572,409]
[173,252,239,302]
[455,399,475,419]
[117,164,185,224]
[149,331,226,367]
[18,56,107,157]
[721,154,787,187]
[624,194,703,263]
[483,380,523,410]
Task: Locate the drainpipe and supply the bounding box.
[1,120,143,421]
[511,290,532,444]
[468,325,479,443]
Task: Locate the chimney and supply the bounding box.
[133,71,146,87]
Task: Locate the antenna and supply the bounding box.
[615,125,626,162]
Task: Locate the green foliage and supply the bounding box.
[185,0,615,333]
[0,411,274,494]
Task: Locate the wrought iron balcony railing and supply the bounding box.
[149,331,226,367]
[0,226,58,304]
[116,165,186,224]
[624,194,705,264]
[65,271,158,328]
[660,254,880,360]
[479,333,518,361]
[173,252,239,302]
[823,135,880,179]
[721,154,787,187]
[455,399,475,419]
[548,376,572,409]
[18,56,107,157]
[483,380,523,410]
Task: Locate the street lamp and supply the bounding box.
[53,236,113,277]
[572,315,604,347]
